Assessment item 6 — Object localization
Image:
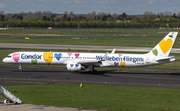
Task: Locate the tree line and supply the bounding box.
[1,11,180,28]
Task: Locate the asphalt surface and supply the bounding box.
[0,42,180,110]
[1,43,180,53]
[1,65,180,89]
[1,65,180,111]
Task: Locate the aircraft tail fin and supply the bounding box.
[146,32,178,61]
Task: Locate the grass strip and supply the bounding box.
[0,84,180,111]
[1,28,180,48]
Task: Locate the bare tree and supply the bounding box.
[101,12,107,16]
[34,11,38,17]
[63,11,68,15]
[42,11,47,17]
[157,12,164,18]
[47,11,52,17]
[20,11,25,17]
[42,11,52,17]
[69,11,74,16]
[91,11,96,17]
[0,11,4,15]
[27,11,33,17]
[129,15,140,21]
[87,12,92,18]
[142,11,156,20]
[177,12,180,18]
[112,13,118,19]
[164,11,172,17]
[97,12,102,17]
[38,11,42,17]
[34,11,42,17]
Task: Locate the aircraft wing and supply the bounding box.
[77,52,108,65]
[78,60,101,64]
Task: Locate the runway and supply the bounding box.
[1,65,180,89]
[1,43,180,53]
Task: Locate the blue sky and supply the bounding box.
[0,0,180,15]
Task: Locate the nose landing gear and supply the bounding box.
[18,64,23,72]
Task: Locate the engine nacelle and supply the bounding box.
[66,63,85,71]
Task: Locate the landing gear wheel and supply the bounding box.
[93,70,97,74]
[88,70,97,74]
[6,99,10,103]
[18,64,23,72]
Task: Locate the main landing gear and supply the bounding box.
[18,64,23,72]
[88,66,97,74]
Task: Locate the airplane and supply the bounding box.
[2,32,178,73]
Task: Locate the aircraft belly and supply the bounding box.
[102,61,112,67]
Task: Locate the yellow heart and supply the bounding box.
[120,62,126,67]
[43,52,53,64]
[159,39,173,54]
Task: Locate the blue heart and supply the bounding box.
[54,53,62,61]
[75,64,79,67]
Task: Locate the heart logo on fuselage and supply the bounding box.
[54,53,62,61]
[43,52,53,64]
[12,53,20,63]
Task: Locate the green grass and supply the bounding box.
[1,28,180,48]
[0,84,180,111]
[1,37,180,48]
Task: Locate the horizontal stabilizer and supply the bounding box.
[155,56,175,61]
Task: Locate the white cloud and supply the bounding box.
[148,0,154,5]
[74,0,80,4]
[0,3,4,8]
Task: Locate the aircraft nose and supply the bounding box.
[2,58,7,63]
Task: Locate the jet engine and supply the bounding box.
[66,63,85,71]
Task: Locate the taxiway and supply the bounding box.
[1,43,180,53]
[0,65,180,89]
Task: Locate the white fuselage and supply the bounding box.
[2,51,163,68]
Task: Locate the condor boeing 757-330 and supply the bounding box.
[2,32,178,73]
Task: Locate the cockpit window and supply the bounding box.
[7,55,11,58]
